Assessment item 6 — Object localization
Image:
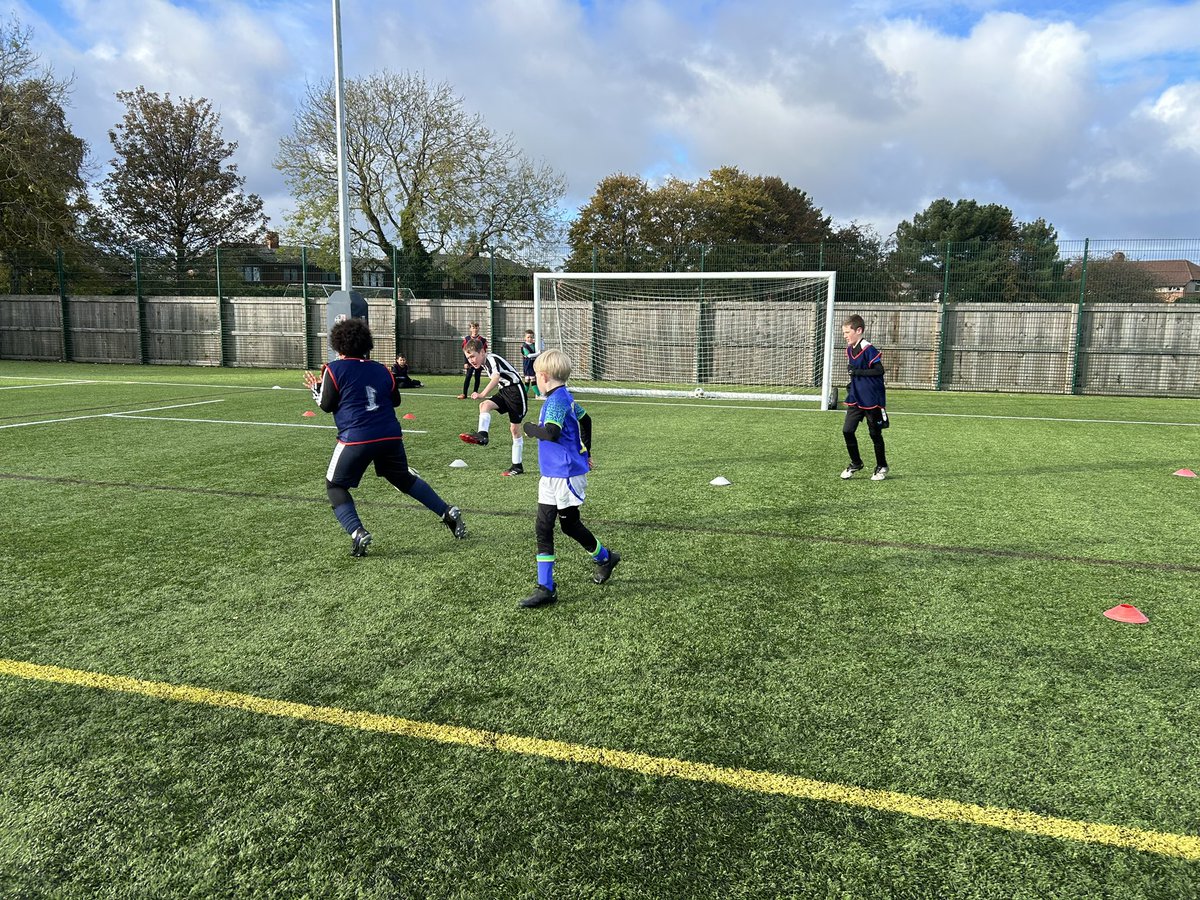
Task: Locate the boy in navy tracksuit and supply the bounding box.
[518,349,618,608]
[840,314,890,481]
[304,318,466,556]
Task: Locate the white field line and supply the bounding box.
[3,374,1197,428]
[572,395,1200,426]
[110,414,335,430]
[109,413,428,435]
[0,400,225,430]
[0,380,98,390]
[0,375,98,381]
[896,411,1200,427]
[0,374,305,392]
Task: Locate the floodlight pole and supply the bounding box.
[332,0,353,291]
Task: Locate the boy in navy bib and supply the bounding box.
[840,314,890,481]
[304,318,466,556]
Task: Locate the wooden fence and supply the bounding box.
[2,294,1198,397]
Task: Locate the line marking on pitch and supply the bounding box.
[108,414,427,434]
[0,400,225,430]
[0,380,98,390]
[1,657,1197,861]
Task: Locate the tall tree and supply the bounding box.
[276,70,566,288]
[644,177,704,271]
[1013,218,1067,302]
[97,87,267,271]
[892,198,1030,302]
[567,167,836,272]
[696,168,831,246]
[0,17,91,289]
[565,174,652,272]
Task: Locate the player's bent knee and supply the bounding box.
[326,482,352,508]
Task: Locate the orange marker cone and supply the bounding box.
[1173,468,1196,477]
[302,411,316,417]
[403,413,415,420]
[1103,603,1149,624]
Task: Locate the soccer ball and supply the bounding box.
[691,387,706,399]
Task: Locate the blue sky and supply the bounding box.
[15,0,1200,250]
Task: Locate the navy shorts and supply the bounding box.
[325,439,410,489]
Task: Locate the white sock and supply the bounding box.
[512,437,524,466]
[478,411,492,433]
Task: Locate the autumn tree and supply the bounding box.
[564,174,653,271]
[0,17,91,290]
[276,70,566,291]
[567,167,835,271]
[96,88,267,276]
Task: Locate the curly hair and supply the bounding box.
[329,318,374,358]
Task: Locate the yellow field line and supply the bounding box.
[3,657,1198,861]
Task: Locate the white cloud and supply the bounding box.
[14,0,1200,244]
[1146,81,1200,154]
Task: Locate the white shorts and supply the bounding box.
[538,474,587,508]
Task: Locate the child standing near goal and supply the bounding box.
[304,318,467,557]
[520,329,539,396]
[840,314,890,481]
[519,348,617,608]
[459,337,528,476]
[458,322,488,399]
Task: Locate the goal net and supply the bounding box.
[533,271,839,408]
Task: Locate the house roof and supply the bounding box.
[1129,259,1200,287]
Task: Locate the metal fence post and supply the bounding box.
[1070,238,1089,394]
[302,246,315,368]
[56,248,72,362]
[392,245,402,364]
[934,243,952,390]
[136,252,150,364]
[488,249,496,352]
[216,246,228,367]
[134,248,148,364]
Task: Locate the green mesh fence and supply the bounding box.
[2,240,1198,396]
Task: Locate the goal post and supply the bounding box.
[533,271,840,409]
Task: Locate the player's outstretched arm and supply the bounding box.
[523,421,560,441]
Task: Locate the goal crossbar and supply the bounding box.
[533,271,839,409]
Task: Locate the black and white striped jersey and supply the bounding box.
[483,352,522,389]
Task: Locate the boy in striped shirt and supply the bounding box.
[459,338,529,476]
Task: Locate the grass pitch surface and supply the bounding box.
[1,361,1199,899]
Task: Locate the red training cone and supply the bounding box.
[403,413,415,420]
[1103,603,1149,624]
[302,410,316,417]
[1173,468,1196,478]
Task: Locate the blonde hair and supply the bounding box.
[533,348,571,382]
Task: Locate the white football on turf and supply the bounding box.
[691,387,706,399]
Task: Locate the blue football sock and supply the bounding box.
[591,544,609,564]
[405,477,446,515]
[333,502,363,535]
[537,554,555,590]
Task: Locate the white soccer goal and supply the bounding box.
[533,271,839,408]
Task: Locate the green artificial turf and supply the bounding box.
[1,360,1198,898]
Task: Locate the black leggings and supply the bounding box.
[536,503,596,557]
[463,366,482,394]
[843,407,887,468]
